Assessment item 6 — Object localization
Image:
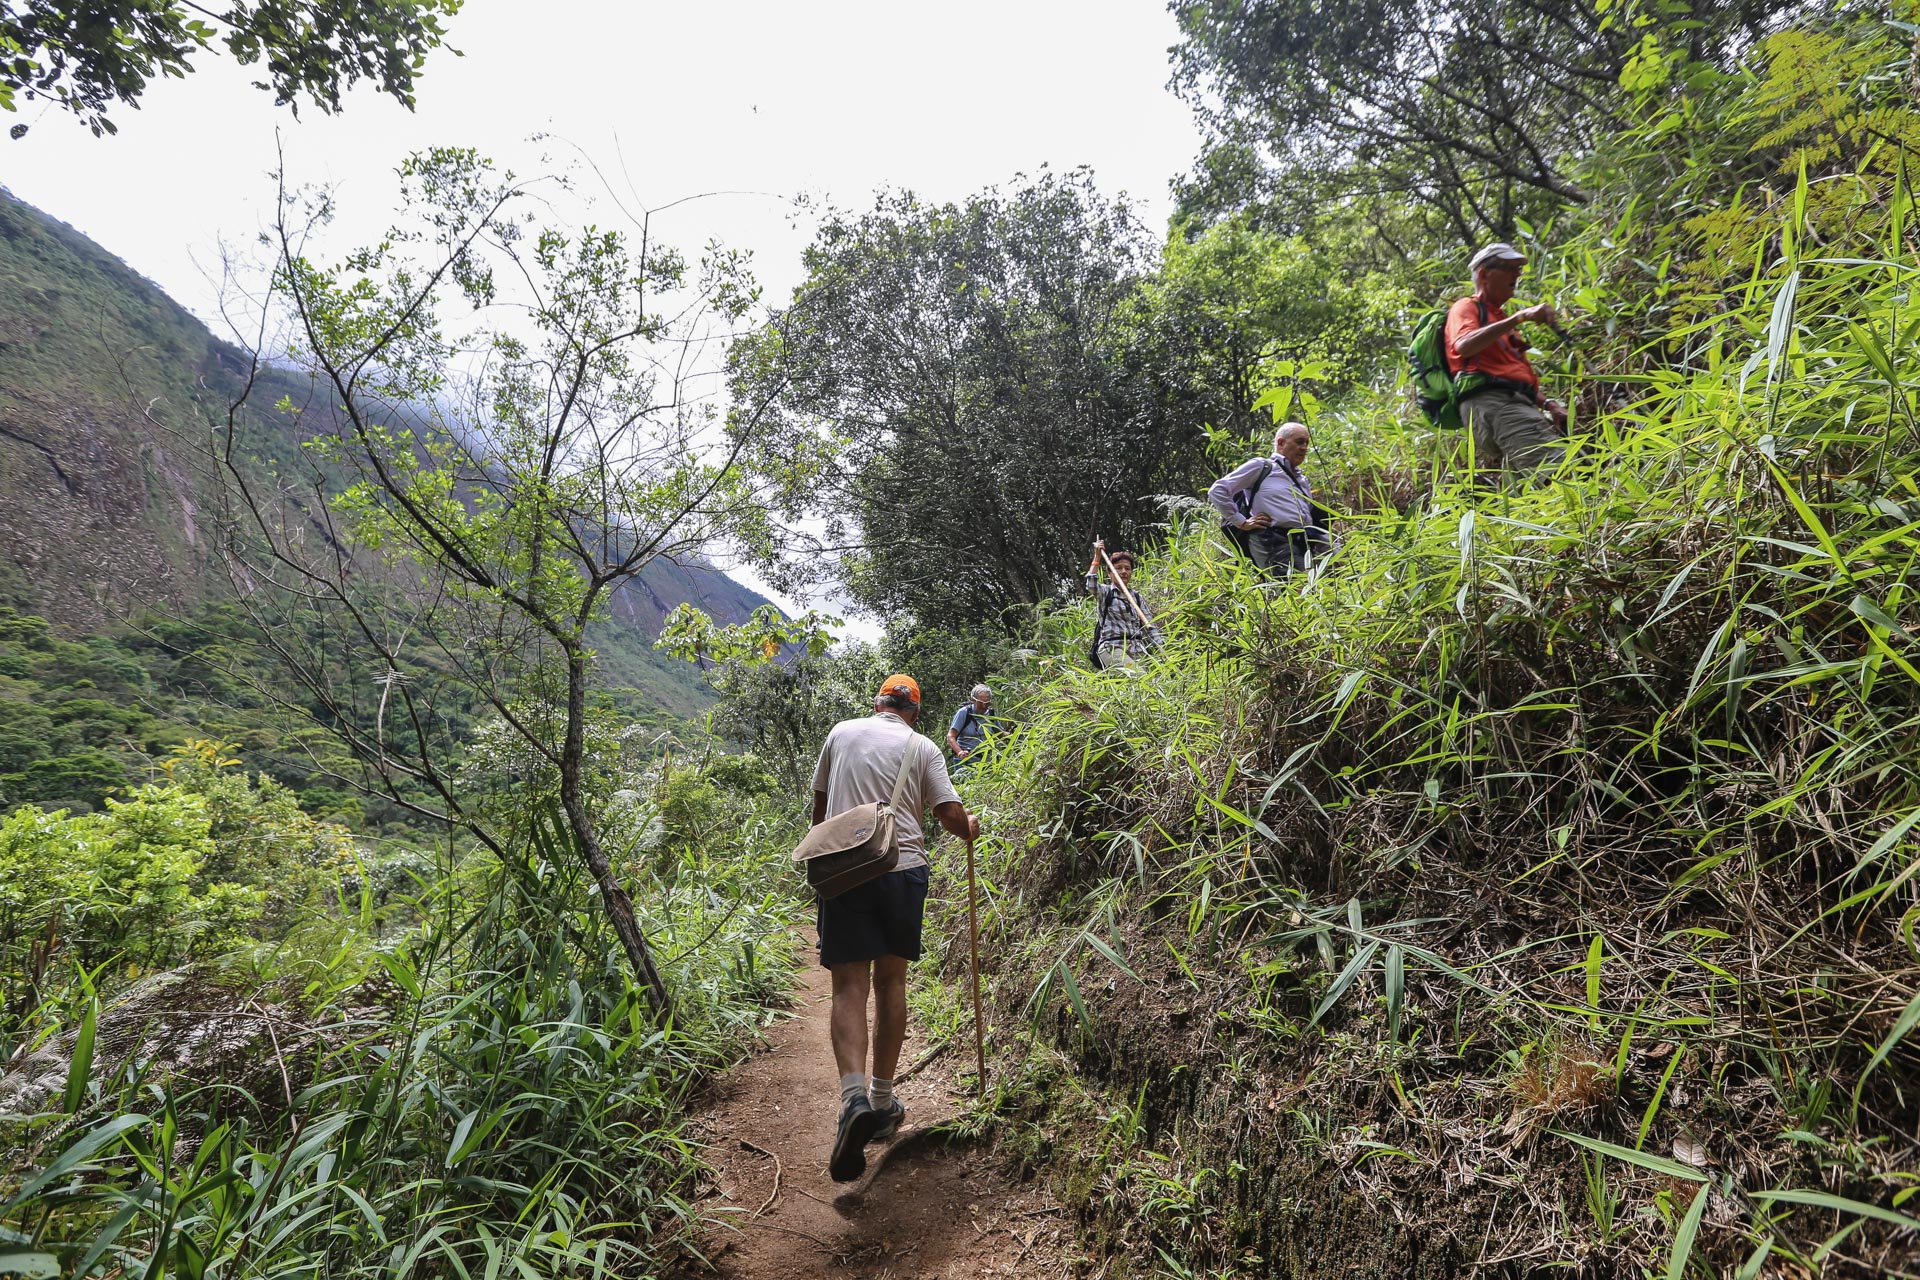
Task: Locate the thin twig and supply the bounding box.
[738,1139,783,1217]
[895,1040,950,1085]
[737,1221,836,1251]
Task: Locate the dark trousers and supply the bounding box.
[1251,528,1328,575]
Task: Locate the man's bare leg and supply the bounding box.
[869,954,910,1081]
[827,959,886,1181]
[829,960,873,1080]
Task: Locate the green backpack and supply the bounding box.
[1406,299,1488,430]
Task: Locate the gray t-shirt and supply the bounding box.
[811,712,961,872]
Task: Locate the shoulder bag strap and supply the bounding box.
[887,729,919,810]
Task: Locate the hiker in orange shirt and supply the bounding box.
[1446,242,1569,478]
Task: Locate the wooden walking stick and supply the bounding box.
[964,834,988,1097]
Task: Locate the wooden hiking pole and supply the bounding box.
[1096,544,1154,632]
[964,835,988,1097]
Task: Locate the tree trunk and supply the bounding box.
[560,641,673,1018]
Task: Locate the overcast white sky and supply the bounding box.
[2,0,1204,631]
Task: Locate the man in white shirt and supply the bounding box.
[810,673,980,1181]
[1208,421,1332,574]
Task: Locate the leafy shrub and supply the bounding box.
[0,774,805,1278]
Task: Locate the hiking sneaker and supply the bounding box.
[828,1094,881,1182]
[871,1098,907,1142]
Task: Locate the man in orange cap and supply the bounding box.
[809,673,981,1181]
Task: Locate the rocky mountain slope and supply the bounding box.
[0,187,772,709]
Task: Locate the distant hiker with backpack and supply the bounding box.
[1208,421,1332,575]
[1084,543,1160,669]
[809,675,980,1181]
[946,684,998,773]
[1413,242,1568,478]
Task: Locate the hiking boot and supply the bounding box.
[871,1097,907,1142]
[828,1094,881,1182]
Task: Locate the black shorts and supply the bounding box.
[817,866,930,969]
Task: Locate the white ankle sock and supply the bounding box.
[840,1072,867,1107]
[869,1077,894,1110]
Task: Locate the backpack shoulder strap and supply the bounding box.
[1465,297,1488,374]
[1092,584,1119,645]
[1234,460,1274,518]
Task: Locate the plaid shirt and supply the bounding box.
[1086,575,1161,655]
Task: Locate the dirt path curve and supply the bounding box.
[675,939,1080,1279]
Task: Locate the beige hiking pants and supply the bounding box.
[1462,389,1564,479]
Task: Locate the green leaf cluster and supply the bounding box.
[0,741,363,1019]
[0,0,462,138]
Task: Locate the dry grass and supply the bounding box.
[1508,1039,1614,1117]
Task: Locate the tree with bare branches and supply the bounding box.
[212,148,784,1016]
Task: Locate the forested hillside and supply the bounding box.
[3,1,1917,1277]
[0,184,771,648]
[0,168,819,1278]
[0,187,790,821]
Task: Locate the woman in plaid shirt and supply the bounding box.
[1084,540,1161,669]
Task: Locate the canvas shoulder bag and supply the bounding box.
[791,728,920,899]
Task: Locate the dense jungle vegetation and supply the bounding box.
[3,0,1918,1277]
[922,11,1920,1278]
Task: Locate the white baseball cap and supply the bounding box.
[1468,242,1528,271]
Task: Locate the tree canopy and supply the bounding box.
[1141,213,1413,438]
[729,171,1214,632]
[1,0,462,137]
[1169,0,1798,238]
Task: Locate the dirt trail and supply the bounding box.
[676,940,1080,1279]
